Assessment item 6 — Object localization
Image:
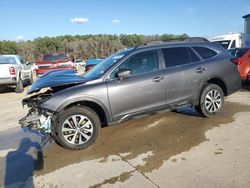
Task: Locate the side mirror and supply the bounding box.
[116,69,132,80]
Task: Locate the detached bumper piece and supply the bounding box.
[19,111,53,149]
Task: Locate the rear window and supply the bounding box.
[228,48,248,58]
[193,47,218,59]
[213,40,231,49]
[162,47,190,67]
[0,56,16,64]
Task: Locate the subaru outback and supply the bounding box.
[19,37,241,150]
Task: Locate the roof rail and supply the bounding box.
[134,37,209,49]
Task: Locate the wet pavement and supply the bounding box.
[0,86,250,187]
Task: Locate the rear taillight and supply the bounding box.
[9,66,15,75]
[231,58,242,65]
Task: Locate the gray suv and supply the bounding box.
[19,38,241,150]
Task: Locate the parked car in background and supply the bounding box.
[36,53,75,76]
[85,58,104,72]
[0,55,33,93]
[228,48,250,82]
[74,58,86,66]
[20,37,241,150]
[29,62,38,71]
[73,58,86,71]
[208,33,243,49]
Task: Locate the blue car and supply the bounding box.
[85,58,103,71]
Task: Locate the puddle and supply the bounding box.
[1,101,250,187]
[0,127,41,152]
[34,102,250,175]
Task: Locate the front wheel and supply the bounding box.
[195,84,224,117]
[54,106,101,150]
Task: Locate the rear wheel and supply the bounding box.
[195,84,224,117]
[54,106,101,150]
[28,73,33,85]
[15,79,24,93]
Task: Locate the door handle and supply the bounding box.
[152,76,164,82]
[195,67,206,73]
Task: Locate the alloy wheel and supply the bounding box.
[62,115,94,145]
[204,89,222,113]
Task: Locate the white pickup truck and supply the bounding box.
[0,55,33,93]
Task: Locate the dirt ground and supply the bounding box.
[0,85,250,188]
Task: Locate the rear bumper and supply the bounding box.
[226,77,242,96]
[0,77,17,85]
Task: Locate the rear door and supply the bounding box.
[18,56,30,79]
[161,47,189,104]
[106,49,166,120]
[180,46,219,100]
[177,47,205,100]
[161,46,204,104]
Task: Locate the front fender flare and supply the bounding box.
[56,96,112,123]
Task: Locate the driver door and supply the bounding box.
[19,56,30,79]
[106,50,166,120]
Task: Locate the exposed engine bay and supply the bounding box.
[20,91,53,130]
[19,91,55,148]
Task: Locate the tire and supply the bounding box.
[54,106,101,150]
[28,73,34,85]
[15,79,24,93]
[194,105,202,114]
[196,84,224,117]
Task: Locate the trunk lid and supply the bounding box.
[0,64,13,78]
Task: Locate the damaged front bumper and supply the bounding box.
[19,92,55,148]
[19,112,52,133]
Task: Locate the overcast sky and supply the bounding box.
[0,0,249,41]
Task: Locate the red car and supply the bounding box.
[229,48,250,81]
[36,54,75,76]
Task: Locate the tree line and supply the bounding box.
[0,34,188,62]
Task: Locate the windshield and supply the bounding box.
[83,49,132,80]
[228,48,248,58]
[75,59,82,63]
[0,56,16,64]
[86,59,103,66]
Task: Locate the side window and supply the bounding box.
[162,47,190,67]
[193,47,218,59]
[111,50,159,78]
[187,48,200,62]
[231,40,236,48]
[20,57,25,64]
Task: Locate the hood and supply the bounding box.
[27,69,86,94]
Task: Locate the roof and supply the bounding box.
[242,14,250,18]
[0,55,19,58]
[136,37,209,49]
